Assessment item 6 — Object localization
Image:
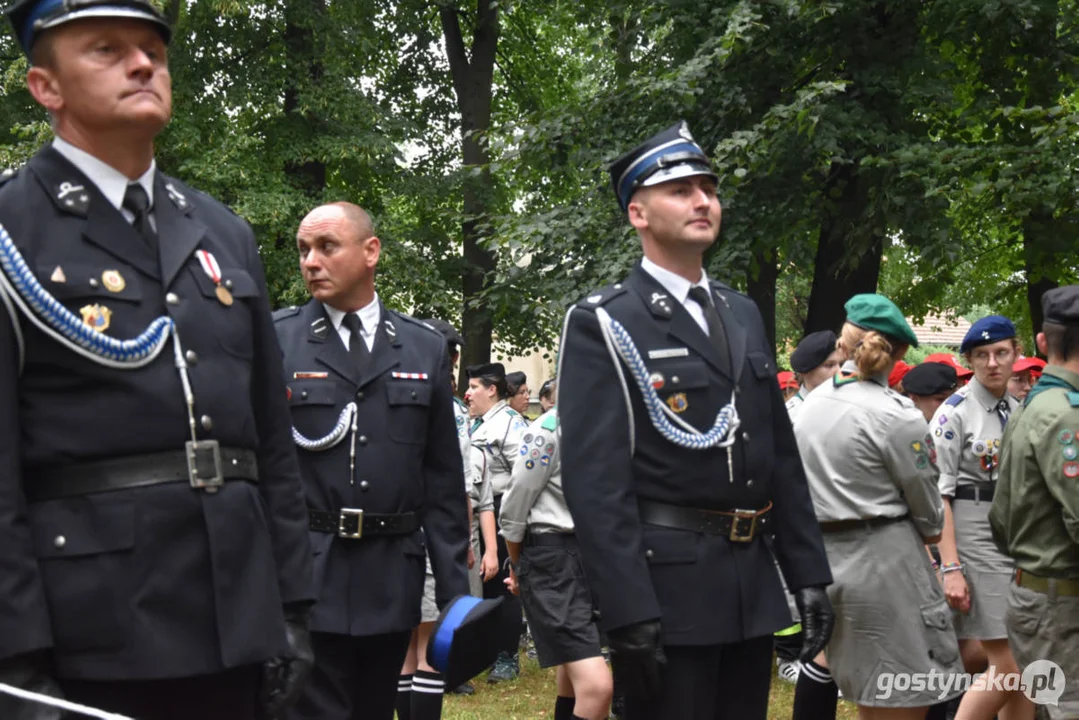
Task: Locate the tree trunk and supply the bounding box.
[746,247,778,350]
[441,2,500,390]
[804,166,883,335]
[283,0,327,202]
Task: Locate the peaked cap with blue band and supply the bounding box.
[427,595,505,689]
[5,0,170,57]
[960,315,1016,354]
[609,121,717,211]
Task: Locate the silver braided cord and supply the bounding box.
[0,683,134,720]
[292,402,357,451]
[0,225,173,372]
[595,307,740,450]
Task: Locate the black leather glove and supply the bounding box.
[0,651,63,720]
[795,586,835,663]
[607,620,666,703]
[259,604,315,719]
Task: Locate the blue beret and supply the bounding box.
[790,330,837,373]
[608,121,717,211]
[5,0,170,57]
[961,315,1016,354]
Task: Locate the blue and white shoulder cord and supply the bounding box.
[593,306,741,479]
[0,224,204,450]
[291,402,360,484]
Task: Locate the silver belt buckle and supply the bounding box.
[186,440,225,493]
[338,508,364,539]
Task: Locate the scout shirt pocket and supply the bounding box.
[386,381,432,445]
[39,262,143,337]
[189,265,260,360]
[29,493,135,652]
[288,379,342,443]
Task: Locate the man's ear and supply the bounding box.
[627,196,648,231]
[364,235,381,268]
[26,66,64,114]
[1036,332,1048,357]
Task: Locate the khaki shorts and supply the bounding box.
[1006,583,1079,720]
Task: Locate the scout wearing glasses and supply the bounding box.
[0,2,314,718]
[991,285,1079,720]
[557,121,834,720]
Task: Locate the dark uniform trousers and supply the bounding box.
[0,147,314,718]
[274,301,470,720]
[558,263,833,720]
[481,492,526,655]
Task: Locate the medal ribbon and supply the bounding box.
[196,250,222,284]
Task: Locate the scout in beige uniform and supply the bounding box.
[501,407,612,720]
[933,315,1032,720]
[795,294,963,716]
[466,362,530,682]
[991,285,1079,720]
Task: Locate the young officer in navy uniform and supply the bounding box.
[273,202,470,720]
[557,122,835,720]
[0,3,314,719]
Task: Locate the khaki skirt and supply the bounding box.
[824,518,965,707]
[952,494,1013,640]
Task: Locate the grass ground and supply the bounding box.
[442,658,859,719]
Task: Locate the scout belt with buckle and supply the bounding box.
[1015,568,1079,597]
[309,509,420,539]
[25,442,259,502]
[638,499,772,542]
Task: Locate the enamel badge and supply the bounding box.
[101,269,125,293]
[50,266,66,283]
[79,304,112,332]
[666,393,688,413]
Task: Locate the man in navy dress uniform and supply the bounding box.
[557,122,835,719]
[274,202,470,720]
[0,2,314,718]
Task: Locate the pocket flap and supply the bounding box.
[191,265,259,300]
[387,382,432,407]
[650,358,709,391]
[31,495,135,559]
[919,601,953,631]
[748,351,775,380]
[39,264,143,303]
[288,381,338,406]
[642,527,698,564]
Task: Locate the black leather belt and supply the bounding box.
[954,485,994,502]
[638,499,772,542]
[26,442,258,502]
[819,514,909,534]
[309,509,420,539]
[524,532,577,547]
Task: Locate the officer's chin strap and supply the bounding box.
[595,307,741,473]
[0,225,214,451]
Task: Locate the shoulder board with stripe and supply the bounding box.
[1067,391,1079,408]
[945,393,965,407]
[272,306,301,322]
[578,284,627,308]
[541,413,559,431]
[833,371,858,388]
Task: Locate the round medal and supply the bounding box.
[101,269,125,293]
[215,284,234,306]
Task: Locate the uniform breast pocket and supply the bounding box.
[649,358,710,395]
[747,351,775,382]
[30,494,136,653]
[386,382,432,445]
[288,381,344,441]
[189,265,260,360]
[38,262,144,334]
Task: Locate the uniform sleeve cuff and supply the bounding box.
[938,474,958,497]
[500,520,527,543]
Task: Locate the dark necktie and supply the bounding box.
[996,399,1010,430]
[687,285,730,371]
[341,313,370,370]
[122,183,157,247]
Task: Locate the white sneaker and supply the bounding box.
[777,658,801,684]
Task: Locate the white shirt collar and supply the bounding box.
[640,256,711,307]
[322,292,381,336]
[52,137,156,213]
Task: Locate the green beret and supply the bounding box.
[844,293,919,348]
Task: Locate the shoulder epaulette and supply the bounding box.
[272,306,301,322]
[0,167,17,187]
[541,413,559,431]
[453,396,467,409]
[1067,391,1079,408]
[945,393,965,408]
[833,371,858,388]
[578,283,627,308]
[505,408,519,417]
[392,311,443,339]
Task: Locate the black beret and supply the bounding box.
[1042,285,1079,326]
[466,362,505,381]
[419,318,464,349]
[790,330,837,374]
[902,362,958,396]
[6,0,171,56]
[505,371,527,391]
